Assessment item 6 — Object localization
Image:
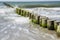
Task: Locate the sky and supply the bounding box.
[0,0,60,1]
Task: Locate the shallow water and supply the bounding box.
[0,7,60,40]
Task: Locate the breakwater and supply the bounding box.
[16,7,60,37]
[3,2,60,37]
[3,2,14,8]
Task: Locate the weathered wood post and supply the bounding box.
[31,13,40,24]
[29,13,32,19]
[54,20,60,31]
[25,11,28,17]
[16,8,18,13]
[56,23,60,37]
[31,14,35,22]
[47,19,55,30]
[26,11,29,17]
[23,10,25,17]
[41,16,48,28]
[21,10,24,16]
[20,9,22,16]
[25,11,27,17]
[28,12,30,17]
[37,16,40,24]
[22,10,25,16]
[39,16,42,26]
[16,8,21,15]
[27,12,30,17]
[18,8,21,15]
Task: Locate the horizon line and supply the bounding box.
[0,1,60,2]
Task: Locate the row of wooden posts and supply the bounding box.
[16,8,60,37]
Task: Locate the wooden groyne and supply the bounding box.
[3,2,14,8]
[2,2,60,37]
[15,8,60,37]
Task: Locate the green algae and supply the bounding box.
[57,25,60,37]
[41,18,47,28]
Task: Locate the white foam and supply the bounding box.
[14,17,29,24]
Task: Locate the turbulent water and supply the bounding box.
[0,2,60,40]
[6,1,60,6]
[0,7,60,40]
[0,7,56,40]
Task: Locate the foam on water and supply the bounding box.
[0,6,60,40]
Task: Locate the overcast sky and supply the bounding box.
[0,0,60,1]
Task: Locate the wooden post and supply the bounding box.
[41,17,48,28]
[23,10,26,17]
[54,21,60,31]
[18,9,21,15]
[27,12,29,17]
[29,13,32,19]
[47,19,55,30]
[31,14,40,24]
[37,16,40,24]
[26,11,28,17]
[31,14,35,22]
[39,16,42,26]
[57,23,60,37]
[21,10,24,16]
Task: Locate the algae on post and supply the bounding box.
[16,8,18,13]
[29,13,32,19]
[32,16,40,24]
[57,25,60,37]
[42,19,47,28]
[18,9,21,15]
[54,22,58,31]
[39,18,42,26]
[23,11,25,16]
